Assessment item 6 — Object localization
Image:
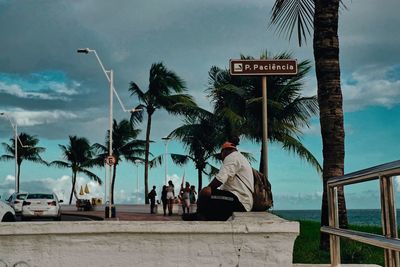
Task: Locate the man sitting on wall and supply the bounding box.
[183,138,253,221]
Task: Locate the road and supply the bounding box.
[15,214,92,222]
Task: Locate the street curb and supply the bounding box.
[61,212,104,221]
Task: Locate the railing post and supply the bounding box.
[380,175,399,267]
[388,176,400,267]
[329,185,341,266]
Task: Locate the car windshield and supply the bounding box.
[17,194,27,200]
[27,194,54,200]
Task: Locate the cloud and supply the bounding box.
[0,72,81,101]
[394,176,400,192]
[5,175,15,182]
[301,123,320,136]
[1,108,78,127]
[0,82,63,100]
[0,174,105,202]
[343,65,400,112]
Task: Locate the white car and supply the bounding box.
[0,199,16,222]
[6,192,28,214]
[21,193,63,221]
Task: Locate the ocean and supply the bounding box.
[272,209,393,226]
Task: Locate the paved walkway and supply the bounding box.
[61,204,181,221]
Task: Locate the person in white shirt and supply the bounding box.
[183,139,254,221]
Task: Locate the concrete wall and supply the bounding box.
[0,212,299,267]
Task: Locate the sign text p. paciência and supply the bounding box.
[230,59,297,76]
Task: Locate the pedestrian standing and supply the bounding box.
[166,180,175,216]
[180,182,191,214]
[148,185,157,214]
[161,185,167,216]
[190,185,197,204]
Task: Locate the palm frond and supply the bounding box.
[80,169,102,185]
[130,104,145,126]
[129,82,146,101]
[149,155,163,168]
[159,94,197,115]
[240,151,256,163]
[0,155,14,161]
[269,0,314,46]
[49,160,70,169]
[170,154,191,166]
[205,163,220,178]
[1,142,14,155]
[276,133,322,173]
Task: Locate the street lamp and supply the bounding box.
[77,48,141,218]
[134,159,142,203]
[0,112,30,193]
[162,136,172,185]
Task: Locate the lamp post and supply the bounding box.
[77,48,141,218]
[0,113,30,193]
[162,136,171,185]
[134,159,142,203]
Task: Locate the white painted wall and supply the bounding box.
[0,212,299,267]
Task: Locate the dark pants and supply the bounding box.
[197,189,246,221]
[161,199,167,215]
[150,199,156,214]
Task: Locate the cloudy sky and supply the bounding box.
[0,0,399,209]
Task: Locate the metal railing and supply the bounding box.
[321,160,400,267]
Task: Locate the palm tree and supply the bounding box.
[50,136,102,204]
[0,133,46,192]
[93,119,146,204]
[165,107,256,190]
[269,0,347,248]
[208,51,321,174]
[168,111,221,190]
[129,62,196,203]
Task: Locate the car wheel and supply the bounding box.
[2,212,16,222]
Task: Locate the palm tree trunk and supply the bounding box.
[259,145,264,174]
[17,162,21,193]
[144,113,152,204]
[198,168,203,191]
[111,164,117,204]
[314,0,348,250]
[69,171,77,205]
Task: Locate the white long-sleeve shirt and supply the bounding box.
[215,151,254,211]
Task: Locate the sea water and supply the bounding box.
[273,209,396,226]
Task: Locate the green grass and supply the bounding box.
[293,220,384,266]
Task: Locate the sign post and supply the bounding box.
[230,59,297,178]
[105,155,116,218]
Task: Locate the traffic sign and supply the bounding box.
[105,155,116,166]
[230,59,297,76]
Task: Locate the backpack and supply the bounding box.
[236,168,273,211]
[251,168,273,211]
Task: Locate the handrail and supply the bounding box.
[327,160,400,187]
[321,227,400,251]
[321,160,400,267]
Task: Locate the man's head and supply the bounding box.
[153,186,156,189]
[220,141,237,160]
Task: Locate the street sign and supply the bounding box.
[230,59,298,76]
[229,58,297,179]
[106,155,116,166]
